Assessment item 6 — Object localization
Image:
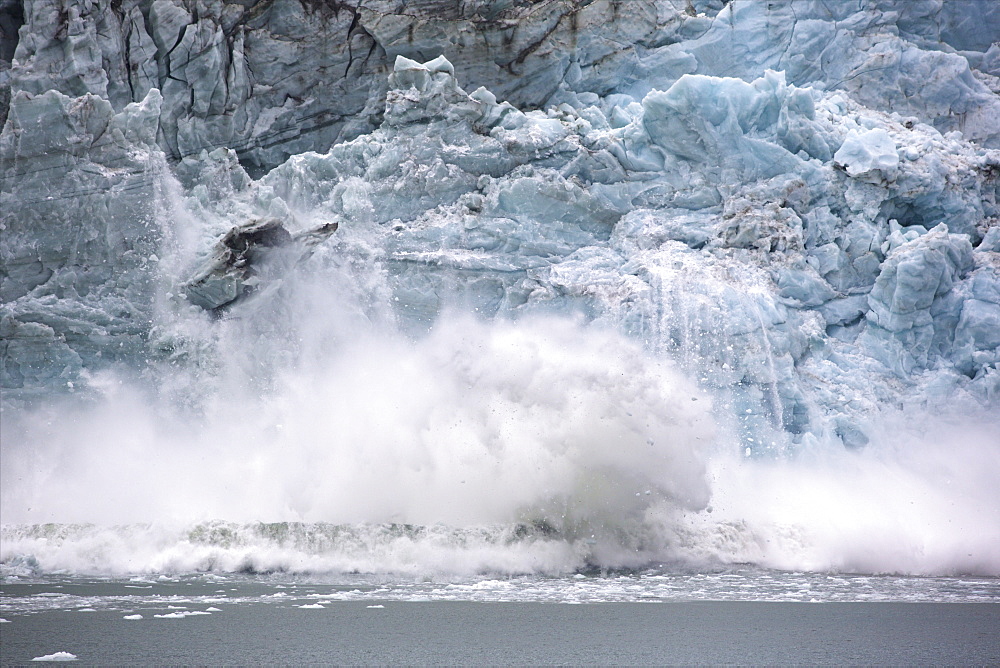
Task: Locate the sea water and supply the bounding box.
[2,572,999,665]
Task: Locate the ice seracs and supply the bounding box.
[236,53,998,449]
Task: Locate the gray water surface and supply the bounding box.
[3,600,999,665]
[3,573,999,665]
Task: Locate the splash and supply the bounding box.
[1,313,716,568]
[3,308,998,576]
[670,415,1000,576]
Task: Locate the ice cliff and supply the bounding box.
[2,0,999,452]
[3,0,998,171]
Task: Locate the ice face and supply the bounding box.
[1,88,166,392]
[1,1,999,577]
[202,53,993,450]
[2,0,999,444]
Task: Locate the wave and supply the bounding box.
[5,416,999,581]
[0,521,588,578]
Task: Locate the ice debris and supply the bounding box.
[153,610,211,618]
[30,653,77,662]
[182,218,338,312]
[834,130,899,183]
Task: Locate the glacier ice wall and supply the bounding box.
[1,0,999,574]
[6,0,997,442]
[3,0,999,172]
[248,52,1000,451]
[1,87,166,394]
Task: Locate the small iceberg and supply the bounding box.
[31,652,78,662]
[153,610,211,619]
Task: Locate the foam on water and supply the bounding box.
[2,571,997,609]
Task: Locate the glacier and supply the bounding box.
[1,0,999,577]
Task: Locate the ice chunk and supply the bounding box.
[182,218,341,312]
[31,653,77,662]
[834,129,899,183]
[641,71,808,179]
[867,225,974,333]
[153,610,211,618]
[776,268,837,308]
[385,55,480,127]
[979,226,1000,252]
[862,225,977,374]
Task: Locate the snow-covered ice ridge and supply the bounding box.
[3,0,998,449]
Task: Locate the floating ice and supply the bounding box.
[153,610,211,619]
[30,653,77,662]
